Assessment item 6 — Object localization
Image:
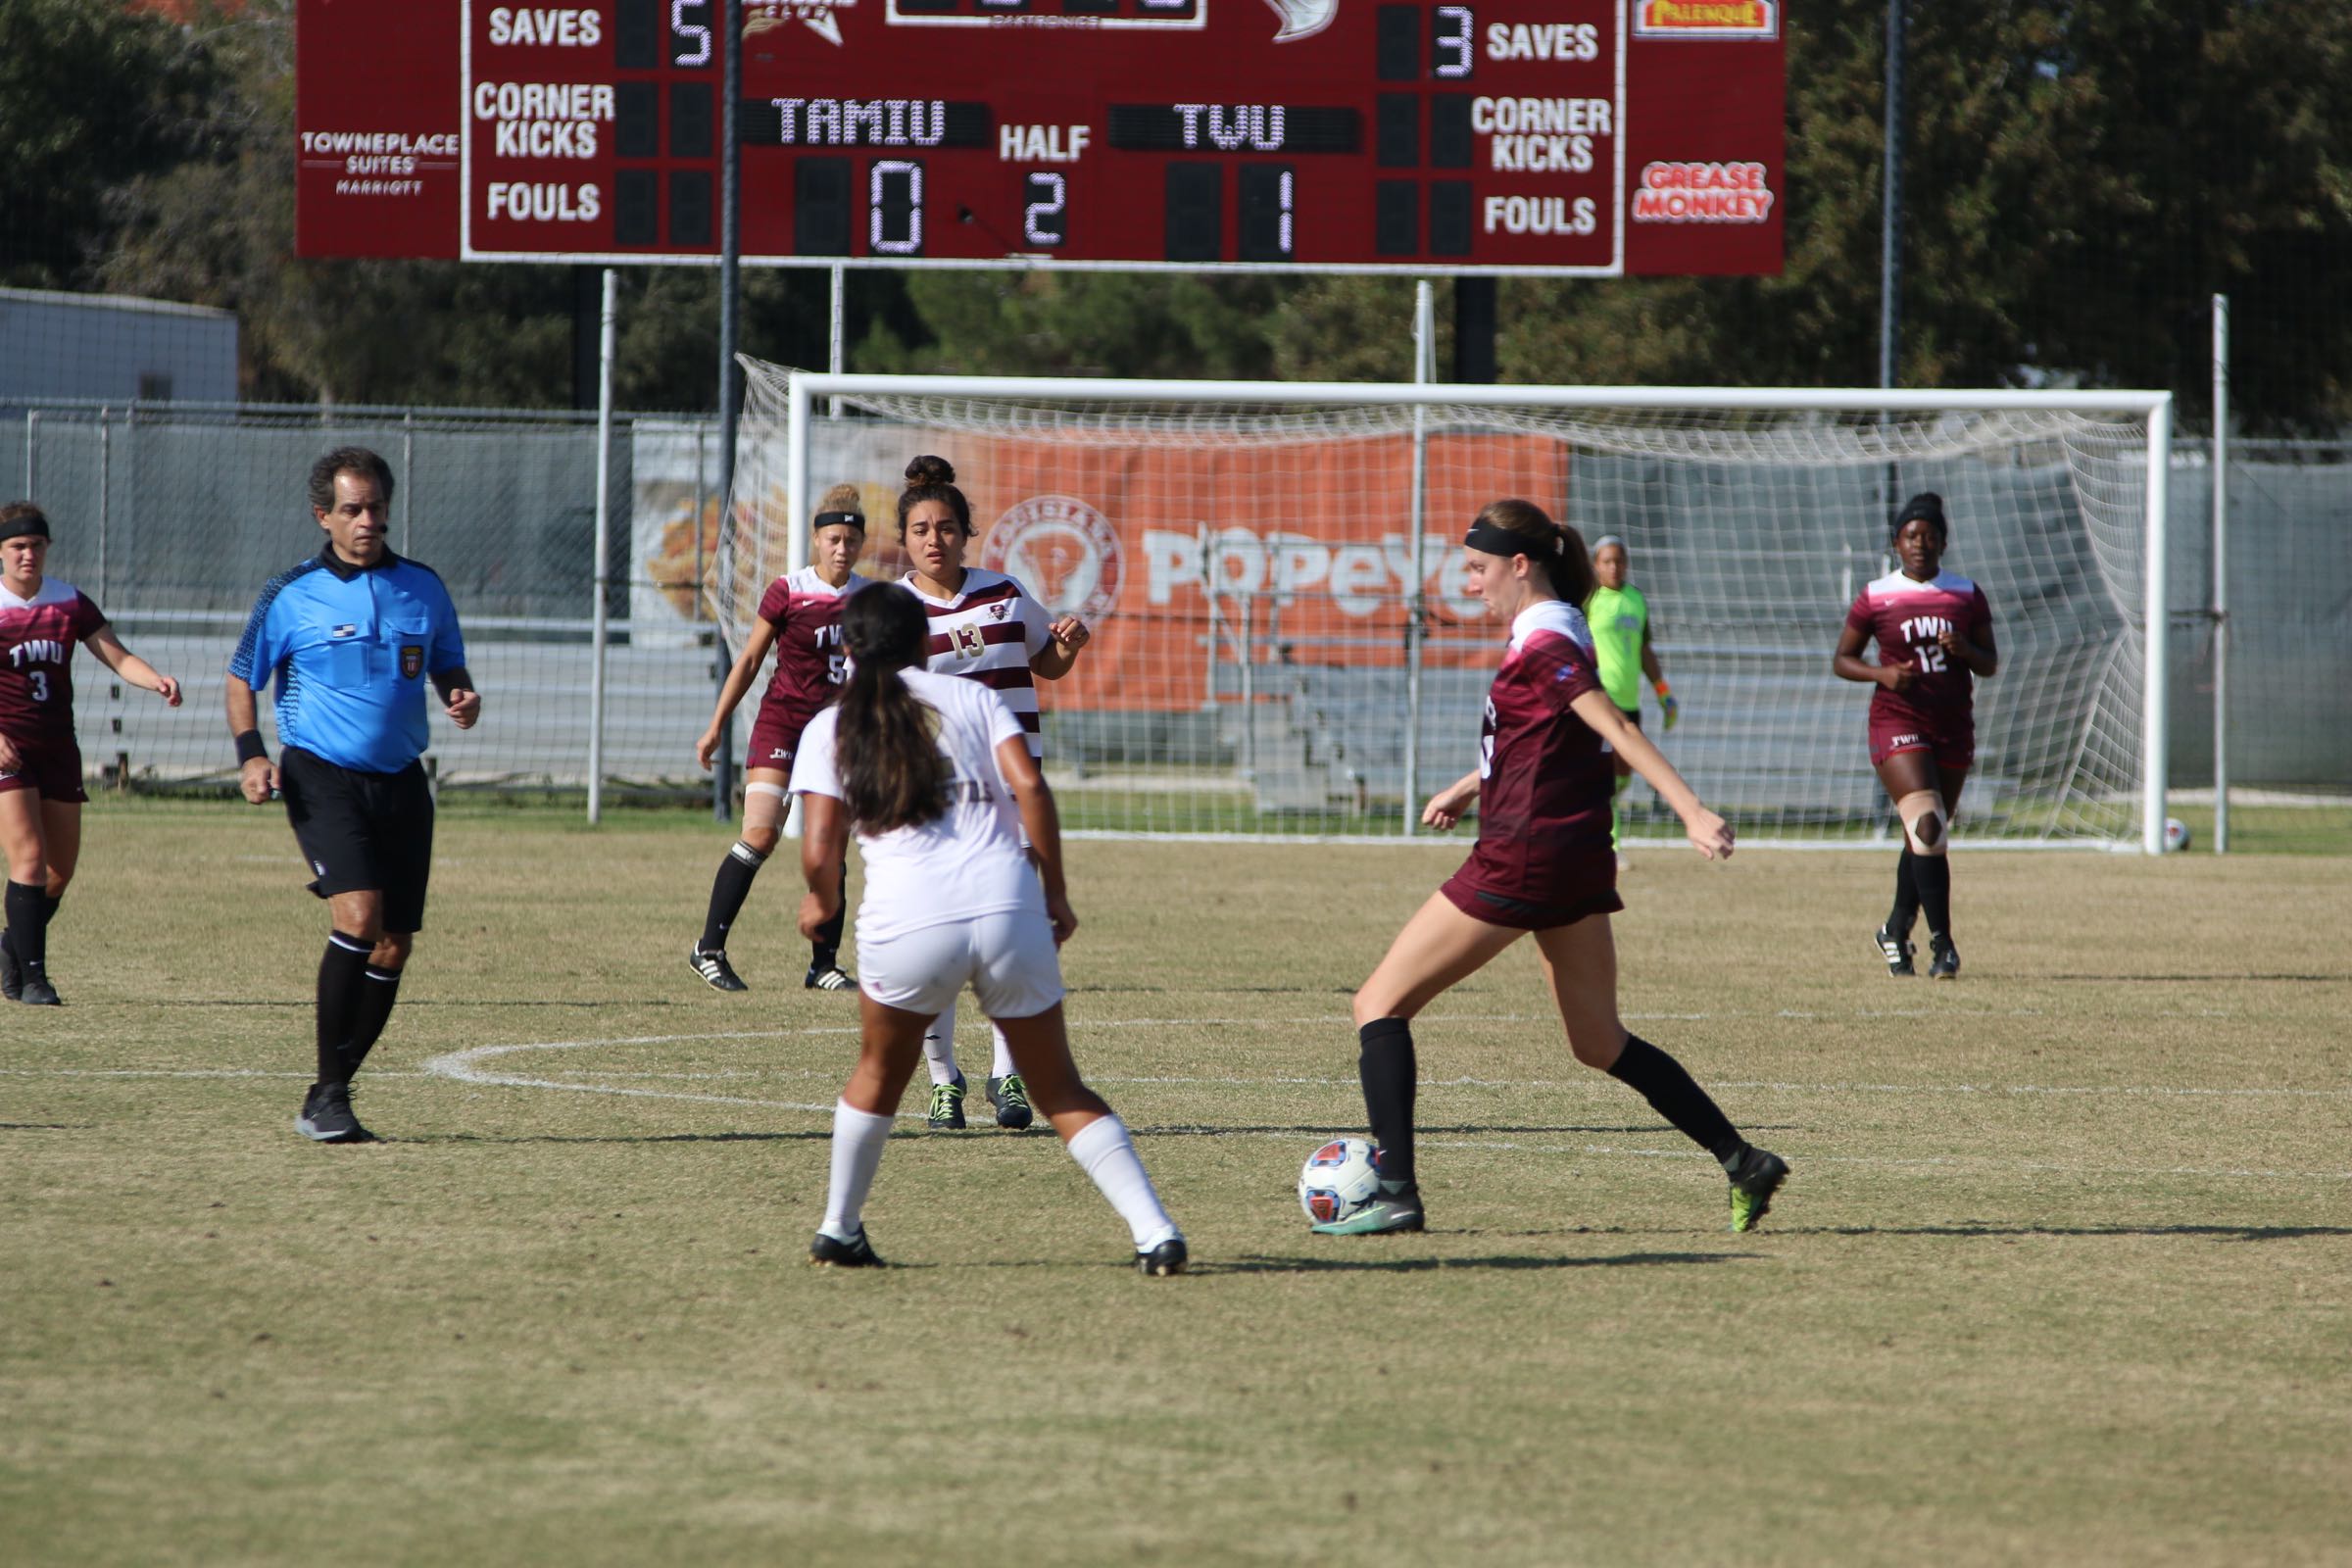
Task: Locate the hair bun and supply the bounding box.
[905,455,956,487]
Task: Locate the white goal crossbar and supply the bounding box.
[755,368,2174,853]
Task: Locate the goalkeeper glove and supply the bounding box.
[1654,680,1678,731]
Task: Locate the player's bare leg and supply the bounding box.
[998,1004,1184,1272]
[1534,915,1788,1231]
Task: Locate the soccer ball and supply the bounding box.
[2164,816,2192,853]
[1298,1137,1382,1225]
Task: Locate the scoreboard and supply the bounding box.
[295,0,1782,274]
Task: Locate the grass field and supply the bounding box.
[5,805,2350,1566]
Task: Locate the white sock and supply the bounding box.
[922,1001,959,1085]
[1064,1114,1177,1248]
[818,1100,895,1242]
[989,1021,1015,1080]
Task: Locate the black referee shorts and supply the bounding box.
[278,747,436,934]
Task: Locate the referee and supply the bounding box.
[225,447,479,1143]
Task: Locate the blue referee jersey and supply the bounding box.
[228,546,466,774]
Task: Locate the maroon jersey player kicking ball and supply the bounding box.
[1834,492,1997,981]
[1315,499,1788,1238]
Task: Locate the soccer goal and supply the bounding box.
[722,364,2175,852]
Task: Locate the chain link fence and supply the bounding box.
[1,399,2346,808]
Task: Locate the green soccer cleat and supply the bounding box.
[927,1072,967,1130]
[1309,1181,1425,1236]
[1727,1147,1790,1233]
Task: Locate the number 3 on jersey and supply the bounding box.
[26,670,49,702]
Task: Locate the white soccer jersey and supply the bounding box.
[788,668,1042,944]
[897,568,1054,759]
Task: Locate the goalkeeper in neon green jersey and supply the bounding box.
[1585,535,1676,861]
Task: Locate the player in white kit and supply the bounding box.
[892,456,1093,1132]
[790,585,1184,1275]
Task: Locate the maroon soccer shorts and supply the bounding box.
[0,735,87,804]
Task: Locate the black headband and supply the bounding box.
[0,513,51,544]
[1464,520,1558,558]
[814,510,865,531]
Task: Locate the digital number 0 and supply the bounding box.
[672,1,712,67]
[870,161,924,255]
[1024,173,1067,247]
[1434,6,1473,77]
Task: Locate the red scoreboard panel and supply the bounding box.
[296,0,1782,274]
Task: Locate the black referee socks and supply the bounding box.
[315,932,372,1086]
[344,965,404,1076]
[1357,1016,1419,1184]
[4,881,45,983]
[1608,1034,1744,1167]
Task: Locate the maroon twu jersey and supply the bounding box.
[0,578,107,743]
[1845,568,1992,730]
[1457,601,1613,903]
[752,566,870,744]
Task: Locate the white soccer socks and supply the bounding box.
[817,1100,895,1243]
[1065,1114,1179,1248]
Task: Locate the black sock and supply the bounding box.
[316,933,372,1086]
[1886,849,1919,940]
[1357,1016,1418,1185]
[700,840,766,953]
[4,881,45,982]
[1609,1034,1745,1167]
[810,861,848,968]
[1913,855,1953,943]
[343,965,404,1076]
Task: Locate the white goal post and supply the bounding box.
[723,366,2174,853]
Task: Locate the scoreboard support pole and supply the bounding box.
[1454,278,1497,385]
[712,0,745,826]
[588,269,619,826]
[1402,279,1437,837]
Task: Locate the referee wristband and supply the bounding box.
[234,730,269,765]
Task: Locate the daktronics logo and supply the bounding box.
[1632,162,1774,223]
[1632,0,1778,39]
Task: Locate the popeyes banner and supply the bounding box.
[797,422,1569,712]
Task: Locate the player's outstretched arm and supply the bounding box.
[996,735,1076,944]
[796,791,851,940]
[1569,689,1732,860]
[1422,769,1482,830]
[698,618,781,767]
[223,673,278,805]
[82,625,180,706]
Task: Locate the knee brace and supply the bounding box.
[1897,791,1948,857]
[742,780,790,832]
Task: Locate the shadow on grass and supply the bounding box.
[1133,1121,1681,1138]
[2031,973,2349,984]
[1206,1250,1755,1275]
[400,1129,832,1147]
[1811,1223,2352,1243]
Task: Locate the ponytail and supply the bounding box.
[1468,499,1594,606]
[833,588,951,833]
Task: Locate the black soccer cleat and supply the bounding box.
[1136,1234,1189,1277]
[809,1227,885,1268]
[690,946,749,993]
[1873,924,1916,978]
[295,1081,376,1144]
[985,1072,1035,1131]
[804,962,858,992]
[0,935,20,1003]
[1928,936,1961,981]
[927,1072,968,1130]
[18,975,61,1005]
[1727,1146,1790,1233]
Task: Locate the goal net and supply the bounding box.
[722,363,2171,849]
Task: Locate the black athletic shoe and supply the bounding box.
[1873,924,1916,978]
[0,934,20,1003]
[927,1072,968,1130]
[1928,936,1961,981]
[1728,1146,1790,1233]
[17,975,60,1006]
[294,1081,376,1144]
[809,1227,885,1267]
[985,1072,1035,1131]
[804,963,857,992]
[1136,1234,1189,1277]
[690,946,749,992]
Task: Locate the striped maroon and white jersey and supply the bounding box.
[1456,601,1612,901]
[752,565,871,743]
[898,567,1054,759]
[0,577,107,743]
[1844,567,1993,729]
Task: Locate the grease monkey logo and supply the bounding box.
[980,495,1124,624]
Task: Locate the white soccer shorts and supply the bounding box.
[858,908,1064,1020]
